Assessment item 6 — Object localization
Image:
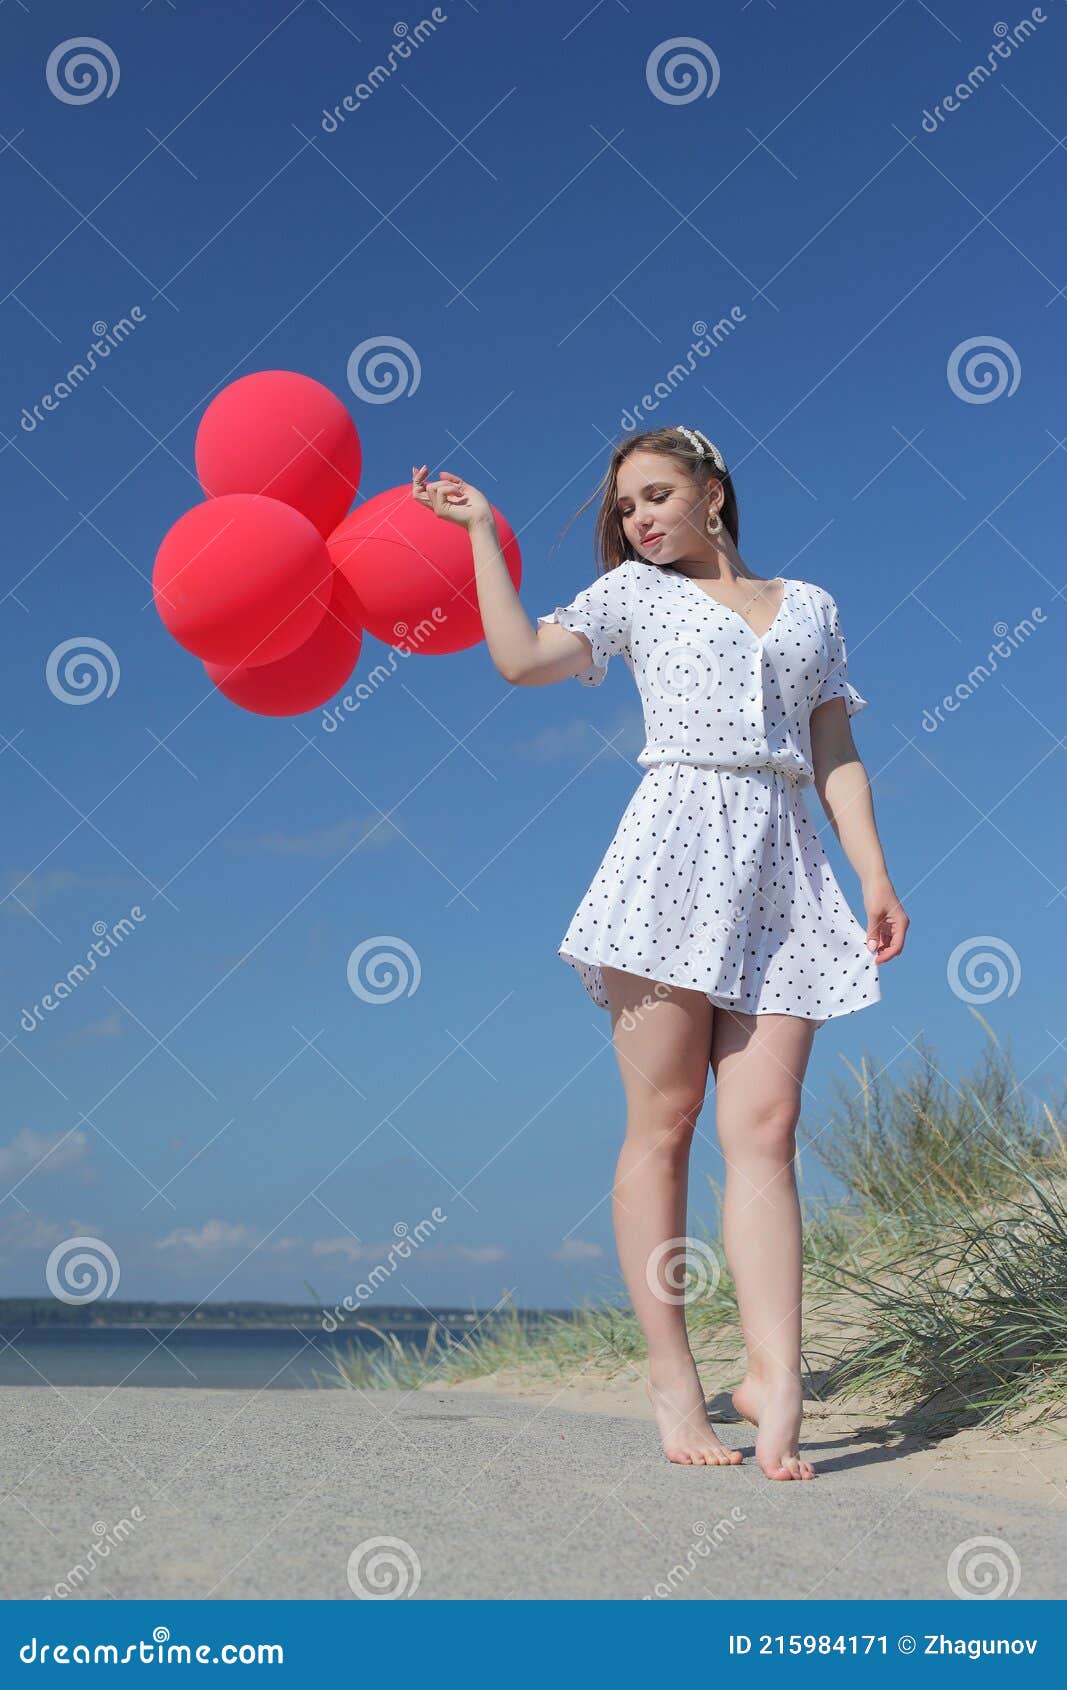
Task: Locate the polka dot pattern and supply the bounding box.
[537,559,880,1025]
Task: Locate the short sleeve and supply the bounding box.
[536,561,632,687]
[812,593,867,717]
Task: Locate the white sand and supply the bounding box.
[435,1362,1067,1506]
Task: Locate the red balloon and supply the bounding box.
[195,370,362,539]
[203,570,364,716]
[327,485,521,655]
[153,494,332,667]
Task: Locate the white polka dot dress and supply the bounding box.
[536,559,880,1026]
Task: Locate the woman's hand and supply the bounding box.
[411,465,493,531]
[862,877,909,963]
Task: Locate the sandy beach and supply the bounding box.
[441,1362,1067,1508]
[0,1378,1062,1601]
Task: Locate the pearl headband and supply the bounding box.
[673,424,726,474]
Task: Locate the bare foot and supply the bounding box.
[730,1372,816,1480]
[645,1362,744,1466]
[730,1373,760,1426]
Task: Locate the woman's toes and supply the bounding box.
[761,1453,816,1480]
[761,1456,794,1480]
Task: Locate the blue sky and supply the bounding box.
[1,0,1064,1312]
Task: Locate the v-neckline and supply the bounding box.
[673,571,791,643]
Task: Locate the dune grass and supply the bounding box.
[805,1019,1061,1221]
[324,1013,1067,1432]
[810,1146,1067,1435]
[314,1298,641,1395]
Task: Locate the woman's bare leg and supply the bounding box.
[601,965,742,1467]
[710,1008,818,1479]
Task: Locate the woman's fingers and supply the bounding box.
[411,464,435,506]
[409,462,475,524]
[869,907,906,962]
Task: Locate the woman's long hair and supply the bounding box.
[559,426,741,575]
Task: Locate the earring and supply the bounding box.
[705,507,722,537]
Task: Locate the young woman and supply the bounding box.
[411,426,908,1481]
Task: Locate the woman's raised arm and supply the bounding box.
[411,465,614,687]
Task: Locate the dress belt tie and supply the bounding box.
[643,756,803,788]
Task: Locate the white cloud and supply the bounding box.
[453,1244,506,1264]
[231,817,402,857]
[154,1219,299,1256]
[550,1238,604,1263]
[311,1236,374,1262]
[310,1237,506,1266]
[76,1011,126,1042]
[0,1127,89,1180]
[0,868,136,916]
[0,1211,71,1259]
[515,713,643,764]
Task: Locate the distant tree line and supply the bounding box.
[0,1299,477,1329]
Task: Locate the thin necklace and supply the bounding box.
[738,576,783,614]
[676,569,782,612]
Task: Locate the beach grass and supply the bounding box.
[325,1013,1067,1432]
[809,1147,1067,1434]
